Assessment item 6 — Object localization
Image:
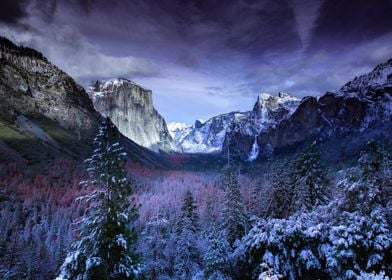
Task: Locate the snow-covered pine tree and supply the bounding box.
[174,191,200,280]
[248,182,262,217]
[141,212,170,280]
[264,161,293,219]
[342,140,392,214]
[291,145,329,211]
[57,118,140,280]
[221,167,248,246]
[202,194,218,236]
[203,227,231,280]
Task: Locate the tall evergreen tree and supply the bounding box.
[248,182,263,217]
[174,191,200,280]
[58,118,140,279]
[291,145,329,211]
[203,227,231,280]
[202,194,218,236]
[264,162,293,219]
[221,167,248,246]
[141,213,170,280]
[342,140,392,214]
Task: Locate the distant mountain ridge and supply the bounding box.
[169,59,392,161]
[169,92,300,154]
[224,58,392,160]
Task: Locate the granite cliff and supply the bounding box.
[88,78,177,152]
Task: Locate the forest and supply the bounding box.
[0,120,391,280]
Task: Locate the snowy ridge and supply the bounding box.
[171,92,300,153]
[337,58,392,95]
[335,58,392,126]
[175,112,251,153]
[167,122,193,144]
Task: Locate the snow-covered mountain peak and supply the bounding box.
[257,92,273,100]
[168,122,191,134]
[256,91,299,103]
[253,92,301,122]
[89,78,148,100]
[254,92,300,108]
[168,122,193,144]
[101,78,139,89]
[338,58,392,95]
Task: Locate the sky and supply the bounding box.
[0,0,392,124]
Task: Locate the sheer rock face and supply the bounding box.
[0,37,100,141]
[88,79,177,152]
[225,59,392,159]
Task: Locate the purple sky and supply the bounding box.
[1,0,392,123]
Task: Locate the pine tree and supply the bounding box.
[174,191,200,280]
[142,213,170,280]
[291,145,329,211]
[58,118,140,280]
[248,182,263,217]
[202,194,218,236]
[342,140,392,214]
[264,162,293,219]
[221,167,248,246]
[203,227,231,280]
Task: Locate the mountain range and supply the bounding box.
[168,92,300,155]
[0,36,391,166]
[223,58,392,160]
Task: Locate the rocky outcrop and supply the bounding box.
[225,58,392,160]
[0,36,100,141]
[88,78,177,152]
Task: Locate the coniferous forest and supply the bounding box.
[1,119,391,279]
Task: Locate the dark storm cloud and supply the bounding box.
[76,0,97,14]
[51,0,302,58]
[32,0,58,23]
[310,0,392,50]
[0,0,27,23]
[155,0,302,54]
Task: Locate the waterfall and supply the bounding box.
[247,136,259,161]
